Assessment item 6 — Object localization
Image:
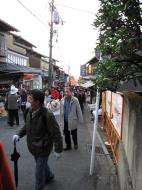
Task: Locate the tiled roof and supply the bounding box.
[0,19,19,32]
[0,63,41,74]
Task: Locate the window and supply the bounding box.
[7,50,28,66]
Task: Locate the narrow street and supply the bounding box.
[0,107,120,190]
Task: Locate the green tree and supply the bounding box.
[93,0,142,90]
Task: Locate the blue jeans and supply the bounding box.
[34,156,53,190]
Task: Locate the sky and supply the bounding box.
[0,0,100,79]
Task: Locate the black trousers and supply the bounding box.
[8,109,19,126]
[21,105,26,121]
[64,121,78,148]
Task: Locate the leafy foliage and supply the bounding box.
[93,0,142,90]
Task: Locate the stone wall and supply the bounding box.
[118,92,142,190]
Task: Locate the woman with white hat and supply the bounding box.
[7,85,19,127]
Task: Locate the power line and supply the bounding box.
[16,0,49,29]
[55,3,95,15]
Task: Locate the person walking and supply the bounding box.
[44,88,52,107]
[12,89,63,190]
[60,87,83,150]
[50,87,59,100]
[20,88,27,121]
[77,90,86,113]
[7,85,19,127]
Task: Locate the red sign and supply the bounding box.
[21,74,33,79]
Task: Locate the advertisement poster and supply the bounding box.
[111,92,123,137]
[105,91,112,117]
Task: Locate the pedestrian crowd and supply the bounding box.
[1,84,92,190]
[4,85,91,127]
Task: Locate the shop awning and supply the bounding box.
[0,63,41,74]
[80,80,94,88]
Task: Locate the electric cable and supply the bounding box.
[55,3,95,15]
[16,0,50,29]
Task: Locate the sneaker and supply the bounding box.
[45,174,55,185]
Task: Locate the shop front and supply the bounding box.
[0,73,21,96]
[0,62,41,95]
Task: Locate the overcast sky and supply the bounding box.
[0,0,100,78]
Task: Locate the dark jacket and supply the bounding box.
[7,94,19,110]
[17,107,63,157]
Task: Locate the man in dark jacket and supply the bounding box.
[77,90,86,113]
[7,85,19,127]
[13,89,63,190]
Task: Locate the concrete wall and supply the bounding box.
[118,92,142,190]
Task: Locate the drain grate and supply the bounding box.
[87,144,105,154]
[95,146,104,154]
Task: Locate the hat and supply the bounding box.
[10,86,18,95]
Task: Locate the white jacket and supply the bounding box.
[60,96,83,131]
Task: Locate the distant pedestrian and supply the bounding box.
[23,93,32,120]
[44,88,52,107]
[12,89,63,190]
[25,94,31,109]
[77,90,86,113]
[60,87,83,150]
[7,85,19,127]
[50,87,59,100]
[20,88,27,121]
[59,90,64,100]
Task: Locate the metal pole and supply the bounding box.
[48,0,54,87]
[89,89,100,175]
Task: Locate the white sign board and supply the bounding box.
[105,91,112,117]
[111,92,123,137]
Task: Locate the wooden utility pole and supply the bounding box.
[48,0,54,87]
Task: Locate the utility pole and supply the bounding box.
[48,0,54,87]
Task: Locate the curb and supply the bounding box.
[96,129,114,167]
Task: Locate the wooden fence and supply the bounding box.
[102,91,124,162]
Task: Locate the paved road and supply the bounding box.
[0,108,120,190]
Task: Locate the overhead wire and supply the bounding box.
[16,0,50,29]
[53,2,96,76]
[16,0,95,30]
[15,0,95,74]
[54,2,95,66]
[55,3,95,15]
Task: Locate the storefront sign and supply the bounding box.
[21,74,33,79]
